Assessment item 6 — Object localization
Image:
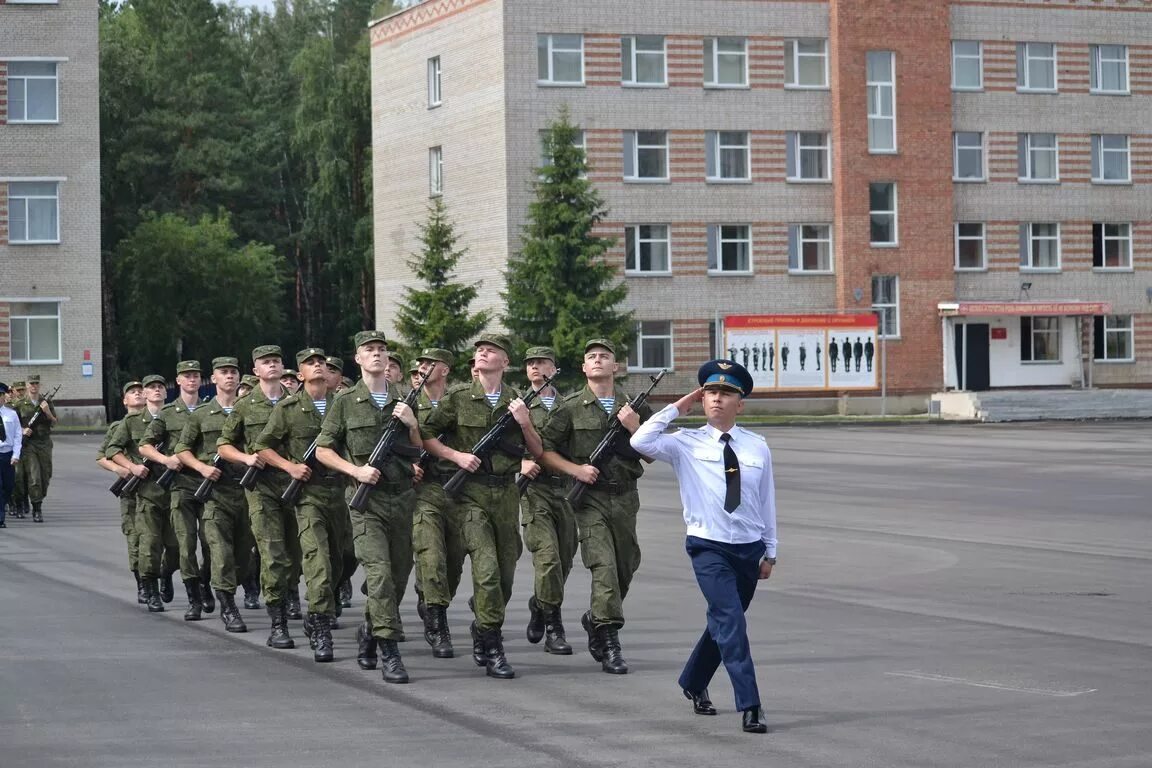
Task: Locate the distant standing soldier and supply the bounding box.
[7,381,29,519]
[16,374,57,523]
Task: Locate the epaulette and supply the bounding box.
[445,382,472,396]
[278,391,302,408]
[561,390,583,403]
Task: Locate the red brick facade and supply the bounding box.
[0,61,8,125]
[0,303,9,366]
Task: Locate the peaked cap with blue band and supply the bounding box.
[698,359,754,398]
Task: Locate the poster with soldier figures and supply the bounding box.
[724,314,879,392]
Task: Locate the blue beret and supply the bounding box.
[698,359,754,398]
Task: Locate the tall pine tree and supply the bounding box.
[503,109,632,381]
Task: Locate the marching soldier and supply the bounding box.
[0,382,22,528]
[315,330,422,683]
[384,352,405,386]
[280,369,301,395]
[16,374,57,523]
[105,377,181,611]
[325,354,357,608]
[141,361,214,617]
[7,380,29,519]
[218,345,304,648]
[540,339,652,675]
[519,346,574,654]
[421,334,543,680]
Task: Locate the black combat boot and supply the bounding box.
[183,579,203,621]
[469,621,485,667]
[242,575,261,610]
[144,578,165,613]
[160,569,175,604]
[218,590,248,633]
[544,606,572,655]
[356,622,378,670]
[200,578,215,614]
[285,588,303,620]
[581,610,604,662]
[483,628,516,680]
[379,640,409,684]
[31,502,43,523]
[266,603,295,649]
[338,579,353,609]
[133,571,146,604]
[312,614,334,663]
[526,596,546,644]
[428,605,454,659]
[600,627,628,674]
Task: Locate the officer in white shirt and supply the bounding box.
[0,382,25,528]
[626,359,776,735]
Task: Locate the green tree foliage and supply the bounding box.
[395,198,491,375]
[114,213,286,376]
[503,109,633,384]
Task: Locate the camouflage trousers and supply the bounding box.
[246,482,302,606]
[203,483,253,593]
[521,480,578,611]
[412,480,466,608]
[459,478,521,632]
[119,495,139,573]
[349,484,414,640]
[575,487,641,630]
[136,487,179,579]
[295,482,347,616]
[22,439,52,503]
[170,481,210,581]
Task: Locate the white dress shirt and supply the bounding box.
[631,404,777,557]
[0,404,23,460]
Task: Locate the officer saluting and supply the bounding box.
[627,359,777,735]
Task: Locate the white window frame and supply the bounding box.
[1094,315,1134,363]
[867,51,896,154]
[537,34,584,86]
[869,182,898,247]
[538,128,586,174]
[953,132,986,181]
[787,131,831,182]
[631,321,674,372]
[704,37,748,88]
[624,130,669,182]
[1018,133,1059,183]
[872,275,900,339]
[6,180,61,244]
[706,130,750,182]
[1017,42,1058,93]
[427,56,442,108]
[428,146,443,197]
[4,60,60,124]
[8,301,63,365]
[784,39,829,89]
[1023,222,1061,272]
[951,40,983,91]
[789,224,834,274]
[1090,44,1129,95]
[1093,222,1132,271]
[954,222,987,271]
[709,224,753,275]
[621,35,667,87]
[1092,134,1130,184]
[1020,316,1062,364]
[624,225,672,275]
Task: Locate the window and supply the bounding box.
[1090,45,1129,94]
[1020,316,1061,362]
[625,225,671,274]
[1017,42,1057,92]
[427,56,442,107]
[631,321,673,370]
[704,37,747,87]
[706,131,750,181]
[708,225,752,274]
[1092,134,1130,183]
[953,132,985,180]
[952,41,983,90]
[9,302,61,364]
[1094,315,1134,362]
[867,51,896,153]
[7,181,60,243]
[788,224,833,273]
[623,130,668,181]
[786,131,830,181]
[6,61,59,123]
[872,276,899,338]
[538,129,586,170]
[1092,223,1132,269]
[869,182,897,246]
[955,222,986,270]
[1020,222,1060,270]
[537,34,584,85]
[428,146,442,196]
[621,35,666,86]
[784,39,828,88]
[1018,133,1058,182]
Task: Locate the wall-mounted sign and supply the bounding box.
[724,314,879,392]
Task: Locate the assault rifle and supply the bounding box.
[442,370,559,498]
[280,438,319,505]
[564,368,666,509]
[347,370,431,513]
[240,462,261,491]
[109,475,129,497]
[26,384,61,429]
[193,454,225,502]
[122,436,168,496]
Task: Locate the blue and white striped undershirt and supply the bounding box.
[540,395,556,410]
[313,399,326,416]
[485,391,501,408]
[598,397,615,414]
[370,392,389,409]
[222,406,234,415]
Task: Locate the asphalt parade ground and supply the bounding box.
[1,423,1150,768]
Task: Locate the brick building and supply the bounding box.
[1,0,103,423]
[369,0,1152,405]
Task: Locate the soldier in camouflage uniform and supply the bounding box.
[422,334,542,680]
[7,381,29,519]
[95,384,142,602]
[174,357,255,633]
[316,331,422,683]
[325,354,357,610]
[141,361,214,617]
[280,369,300,395]
[519,346,575,654]
[15,374,57,523]
[255,347,345,662]
[540,339,652,675]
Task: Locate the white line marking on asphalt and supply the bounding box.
[886,671,1097,698]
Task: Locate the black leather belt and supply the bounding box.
[590,480,635,496]
[466,473,516,488]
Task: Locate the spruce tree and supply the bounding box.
[503,108,633,383]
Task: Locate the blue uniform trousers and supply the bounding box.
[678,535,764,712]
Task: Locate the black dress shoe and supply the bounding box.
[742,706,768,734]
[683,688,717,716]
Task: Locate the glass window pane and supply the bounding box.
[554,51,581,82]
[537,37,550,78]
[28,318,59,360]
[870,183,893,211]
[28,198,59,240]
[798,56,824,85]
[871,215,893,244]
[866,51,892,81]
